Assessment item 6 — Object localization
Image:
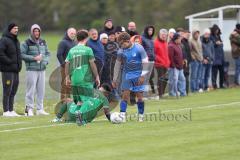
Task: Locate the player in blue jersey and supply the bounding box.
[112,32,149,122]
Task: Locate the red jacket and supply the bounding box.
[168,41,184,70]
[154,38,170,68]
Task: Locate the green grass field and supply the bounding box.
[0,88,240,160]
[0,33,240,160]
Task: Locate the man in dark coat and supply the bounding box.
[0,23,22,117]
[99,18,115,36]
[57,28,77,101]
[127,21,139,37]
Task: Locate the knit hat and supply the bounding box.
[169,28,176,34]
[100,33,108,41]
[172,33,181,41]
[8,23,18,32]
[203,28,211,34]
[104,18,112,25]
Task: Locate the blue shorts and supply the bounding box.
[121,73,146,92]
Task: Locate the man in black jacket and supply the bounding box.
[0,23,22,117]
[126,21,139,37]
[181,29,192,95]
[57,27,76,101]
[99,18,115,36]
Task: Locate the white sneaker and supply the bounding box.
[36,110,49,116]
[119,112,126,123]
[199,89,204,93]
[3,111,11,117]
[26,109,34,116]
[138,114,144,122]
[9,111,21,117]
[51,117,62,123]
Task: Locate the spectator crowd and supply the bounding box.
[0,19,240,117]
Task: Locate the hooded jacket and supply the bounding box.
[141,25,155,61]
[154,36,169,68]
[190,30,203,62]
[21,24,50,71]
[210,24,225,65]
[0,26,22,72]
[57,32,76,65]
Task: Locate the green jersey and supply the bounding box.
[56,89,109,123]
[65,44,95,87]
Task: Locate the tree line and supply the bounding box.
[0,0,239,32]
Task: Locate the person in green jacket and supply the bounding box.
[21,24,50,116]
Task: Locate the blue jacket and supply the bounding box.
[201,36,214,64]
[210,35,225,65]
[141,25,155,61]
[87,39,104,64]
[57,33,76,65]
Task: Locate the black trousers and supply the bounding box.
[156,67,168,97]
[149,67,155,93]
[1,72,19,112]
[94,59,103,87]
[212,65,224,88]
[183,66,190,95]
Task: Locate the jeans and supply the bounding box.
[235,57,240,85]
[168,68,186,96]
[190,60,202,92]
[200,63,212,90]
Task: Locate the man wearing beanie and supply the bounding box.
[0,23,22,117]
[21,24,50,116]
[230,24,240,85]
[200,28,214,91]
[99,18,115,35]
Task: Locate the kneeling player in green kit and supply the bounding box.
[52,83,113,125]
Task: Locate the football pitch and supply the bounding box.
[0,33,239,160]
[0,88,240,160]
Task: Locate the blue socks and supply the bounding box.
[137,101,144,114]
[120,100,128,112]
[120,100,144,114]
